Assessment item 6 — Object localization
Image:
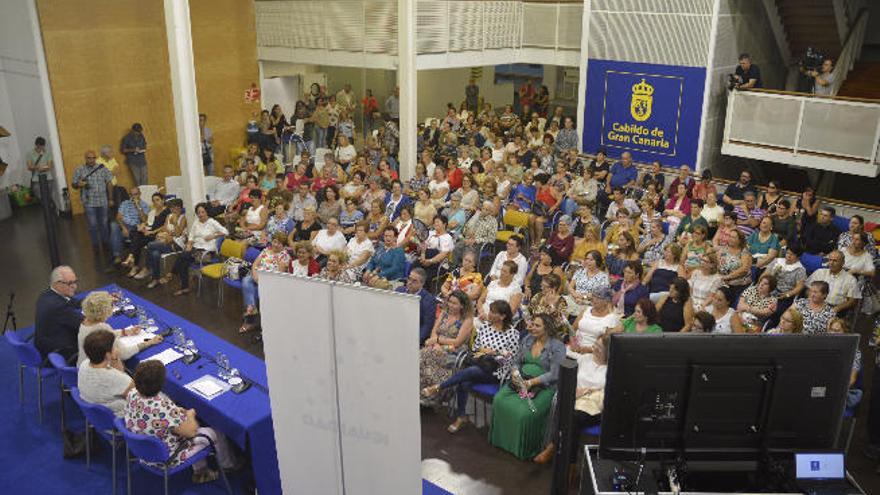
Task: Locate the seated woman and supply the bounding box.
[528,174,563,247]
[477,260,523,323]
[422,300,519,433]
[417,215,454,286]
[241,232,291,329]
[319,250,354,283]
[605,231,639,279]
[747,216,780,270]
[765,244,806,316]
[508,171,537,212]
[440,249,484,302]
[312,217,347,265]
[365,198,391,243]
[546,215,575,266]
[663,182,692,233]
[142,198,186,288]
[736,273,779,331]
[569,287,618,357]
[689,310,716,333]
[125,360,236,483]
[489,314,566,460]
[524,246,564,302]
[838,214,878,261]
[766,307,804,334]
[615,298,662,334]
[681,224,711,277]
[704,286,746,334]
[345,222,374,278]
[655,277,694,333]
[527,273,569,330]
[566,250,611,317]
[794,281,837,334]
[534,334,609,466]
[289,241,320,277]
[419,290,474,406]
[288,205,322,245]
[264,199,295,244]
[712,211,738,248]
[127,192,170,278]
[611,261,649,317]
[78,330,135,417]
[413,188,437,227]
[362,226,407,289]
[237,189,268,242]
[718,229,753,302]
[688,251,723,311]
[77,291,161,366]
[643,243,683,299]
[169,203,228,296]
[638,219,668,266]
[317,185,343,225]
[604,209,639,248]
[340,198,365,236]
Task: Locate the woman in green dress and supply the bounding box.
[489,314,566,459]
[617,298,663,334]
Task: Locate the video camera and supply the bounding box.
[799,46,826,73]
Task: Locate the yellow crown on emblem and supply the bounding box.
[632,79,654,96]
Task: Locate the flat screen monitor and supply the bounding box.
[599,334,858,461]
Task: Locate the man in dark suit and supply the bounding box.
[395,267,437,346]
[34,265,83,361]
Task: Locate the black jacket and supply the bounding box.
[34,289,83,360]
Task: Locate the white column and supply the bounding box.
[27,0,65,206]
[397,0,417,181]
[163,0,204,215]
[575,0,593,153]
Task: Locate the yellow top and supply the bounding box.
[96,156,119,185]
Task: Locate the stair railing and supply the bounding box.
[831,7,868,96]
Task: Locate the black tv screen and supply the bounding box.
[599,333,858,461]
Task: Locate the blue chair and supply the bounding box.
[113,417,232,495]
[800,253,825,276]
[469,383,500,426]
[48,352,78,431]
[832,215,850,234]
[70,387,123,495]
[582,424,601,437]
[4,331,56,423]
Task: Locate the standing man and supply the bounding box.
[733,53,762,89]
[465,78,480,114]
[34,265,84,361]
[808,57,835,96]
[121,122,148,185]
[72,150,114,253]
[385,87,400,123]
[200,113,214,176]
[26,136,54,203]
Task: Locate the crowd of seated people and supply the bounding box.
[89,85,880,486]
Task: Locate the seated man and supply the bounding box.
[110,186,148,265]
[34,265,83,361]
[604,187,640,222]
[395,267,437,345]
[803,206,841,255]
[78,329,134,417]
[807,250,860,315]
[205,165,241,217]
[733,191,764,237]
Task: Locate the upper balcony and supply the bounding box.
[254,0,583,69]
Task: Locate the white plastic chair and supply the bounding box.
[203,176,222,200]
[164,176,183,200]
[138,185,159,200]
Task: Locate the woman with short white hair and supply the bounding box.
[77,291,162,365]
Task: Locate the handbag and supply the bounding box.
[225,257,244,280]
[463,352,499,375]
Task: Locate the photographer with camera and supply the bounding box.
[732,53,762,90]
[806,57,835,96]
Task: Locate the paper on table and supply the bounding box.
[192,379,223,397]
[184,375,231,400]
[145,348,184,366]
[118,328,155,349]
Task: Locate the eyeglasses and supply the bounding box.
[60,280,78,286]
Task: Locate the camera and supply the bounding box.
[799,46,825,73]
[727,74,739,91]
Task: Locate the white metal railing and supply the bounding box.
[831,6,868,96]
[255,1,581,58]
[722,90,880,176]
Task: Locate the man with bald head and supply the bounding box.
[34,266,84,361]
[72,150,114,253]
[110,186,149,265]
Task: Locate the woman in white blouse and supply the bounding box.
[569,287,618,357]
[345,222,374,278]
[312,217,347,264]
[168,202,228,296]
[417,214,454,287]
[77,291,162,366]
[477,260,523,322]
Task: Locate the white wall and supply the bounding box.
[0,0,62,199]
[260,76,300,118]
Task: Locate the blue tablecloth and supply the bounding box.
[85,285,281,494]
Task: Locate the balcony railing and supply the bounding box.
[721,89,880,177]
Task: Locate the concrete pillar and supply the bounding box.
[163,0,204,216]
[575,0,592,152]
[397,0,417,181]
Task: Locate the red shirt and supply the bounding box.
[362,96,379,114]
[447,167,463,191]
[286,172,310,191]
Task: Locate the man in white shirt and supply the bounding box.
[488,236,528,287]
[605,187,640,221]
[806,250,860,314]
[206,165,242,216]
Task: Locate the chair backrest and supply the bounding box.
[502,209,530,229]
[832,215,850,233]
[164,176,184,199]
[139,185,159,200]
[203,176,222,196]
[70,386,119,432]
[47,352,78,389]
[244,246,262,263]
[801,253,825,275]
[113,417,170,464]
[218,239,245,259]
[4,331,43,368]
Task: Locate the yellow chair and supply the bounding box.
[495,209,530,245]
[199,239,246,306]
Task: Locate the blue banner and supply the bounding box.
[582,59,706,170]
